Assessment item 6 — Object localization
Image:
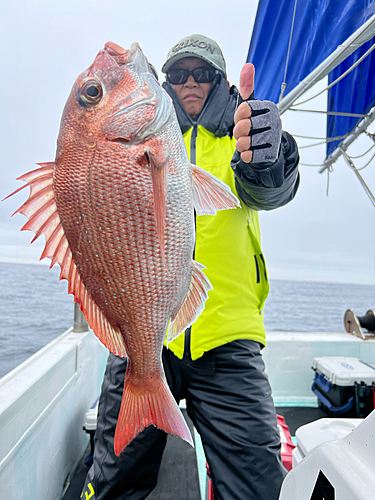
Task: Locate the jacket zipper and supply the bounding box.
[184,123,198,360]
[190,123,197,164]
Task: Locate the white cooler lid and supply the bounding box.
[312,357,375,386]
[295,417,362,458]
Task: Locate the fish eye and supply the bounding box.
[79,80,103,106]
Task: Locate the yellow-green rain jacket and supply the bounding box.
[162,78,300,360]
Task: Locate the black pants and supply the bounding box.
[81,340,286,500]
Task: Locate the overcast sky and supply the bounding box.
[1,0,375,286]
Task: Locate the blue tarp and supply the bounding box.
[247,0,375,159]
[327,37,375,156]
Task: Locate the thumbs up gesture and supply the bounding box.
[234,64,282,164]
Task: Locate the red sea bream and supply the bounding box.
[6,42,239,455]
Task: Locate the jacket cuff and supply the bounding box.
[232,132,294,188]
[231,131,300,210]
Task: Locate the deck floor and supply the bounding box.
[275,406,327,435]
[62,409,200,500]
[62,406,327,500]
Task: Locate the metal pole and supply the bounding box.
[278,13,375,115]
[73,302,89,333]
[320,106,375,172]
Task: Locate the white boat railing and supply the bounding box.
[0,326,108,500]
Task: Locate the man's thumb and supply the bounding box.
[239,63,255,101]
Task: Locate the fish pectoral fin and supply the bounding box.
[6,162,127,358]
[114,371,193,456]
[191,163,240,215]
[146,149,169,266]
[167,260,213,343]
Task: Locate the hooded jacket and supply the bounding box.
[162,75,300,360]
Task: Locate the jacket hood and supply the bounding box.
[162,75,238,137]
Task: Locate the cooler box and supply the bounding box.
[312,357,375,417]
[292,417,362,467]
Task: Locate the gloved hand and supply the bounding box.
[233,64,282,164]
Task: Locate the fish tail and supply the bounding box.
[114,373,193,456]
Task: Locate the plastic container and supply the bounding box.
[312,357,375,417]
[293,417,362,466]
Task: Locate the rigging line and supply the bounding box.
[356,173,375,206]
[293,133,352,140]
[299,134,370,148]
[349,142,375,159]
[298,141,327,148]
[279,0,299,102]
[326,166,333,197]
[293,42,375,106]
[354,149,375,170]
[302,143,375,169]
[298,134,359,147]
[289,108,368,117]
[300,162,325,167]
[340,147,375,208]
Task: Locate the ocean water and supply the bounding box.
[0,261,374,378]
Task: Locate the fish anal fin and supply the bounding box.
[191,163,240,215]
[147,149,169,267]
[5,163,127,358]
[114,372,193,456]
[167,260,212,343]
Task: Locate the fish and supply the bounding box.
[5,41,240,455]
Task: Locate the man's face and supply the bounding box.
[169,57,212,121]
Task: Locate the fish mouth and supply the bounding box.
[104,41,127,57]
[107,42,158,122]
[102,42,172,143]
[103,42,143,67]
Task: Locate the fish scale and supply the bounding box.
[5,41,240,455]
[56,144,189,363]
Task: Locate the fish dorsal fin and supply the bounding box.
[191,163,240,215]
[6,163,127,358]
[167,260,212,343]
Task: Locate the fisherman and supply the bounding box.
[81,34,300,500]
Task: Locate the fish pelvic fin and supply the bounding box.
[147,149,168,268]
[167,261,212,343]
[4,163,127,358]
[114,372,193,456]
[191,163,240,215]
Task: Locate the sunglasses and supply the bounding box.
[167,66,220,85]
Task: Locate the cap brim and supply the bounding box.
[161,51,223,74]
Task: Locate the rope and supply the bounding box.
[279,0,298,102]
[340,147,375,207]
[298,141,330,149]
[349,142,375,159]
[326,166,333,197]
[293,133,352,140]
[300,162,325,167]
[289,108,368,117]
[299,137,375,165]
[296,132,363,149]
[354,149,375,170]
[292,42,375,106]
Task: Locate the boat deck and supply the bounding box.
[62,406,327,500]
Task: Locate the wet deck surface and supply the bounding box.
[63,406,327,499]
